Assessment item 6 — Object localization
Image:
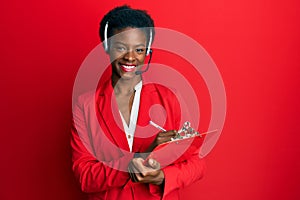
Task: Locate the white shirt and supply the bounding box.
[119,81,142,152]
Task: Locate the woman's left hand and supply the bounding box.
[128,157,164,185]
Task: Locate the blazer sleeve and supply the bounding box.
[147,151,206,199]
[162,152,206,199]
[71,95,132,193]
[149,86,206,198]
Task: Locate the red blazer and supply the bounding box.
[71,79,205,200]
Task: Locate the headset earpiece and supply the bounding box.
[104,22,109,52]
[146,30,152,56]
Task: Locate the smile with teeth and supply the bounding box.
[123,65,135,69]
[120,64,136,72]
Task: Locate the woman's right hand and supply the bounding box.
[145,130,177,153]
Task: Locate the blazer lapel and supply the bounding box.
[96,80,130,152]
[133,84,162,153]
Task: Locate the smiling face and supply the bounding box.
[108,27,147,81]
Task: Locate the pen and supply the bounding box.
[199,129,218,137]
[149,120,166,132]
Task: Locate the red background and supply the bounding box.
[1,0,299,199]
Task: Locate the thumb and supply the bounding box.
[148,158,161,170]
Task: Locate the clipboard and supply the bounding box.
[145,120,218,168]
[143,134,204,168]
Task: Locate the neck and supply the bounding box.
[112,74,142,96]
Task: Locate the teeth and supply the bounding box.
[122,65,135,69]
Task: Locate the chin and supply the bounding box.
[119,71,136,79]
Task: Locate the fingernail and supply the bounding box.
[148,158,154,165]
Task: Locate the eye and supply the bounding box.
[135,48,145,54]
[114,45,126,52]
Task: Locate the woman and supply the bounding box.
[71,5,205,200]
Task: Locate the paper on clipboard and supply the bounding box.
[144,135,204,168]
[144,122,218,168]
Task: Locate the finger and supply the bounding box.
[128,160,143,182]
[129,168,140,182]
[130,173,138,182]
[128,161,139,173]
[132,158,158,177]
[158,130,177,137]
[128,166,136,182]
[132,158,148,174]
[135,173,143,182]
[156,135,176,144]
[156,138,169,145]
[139,159,161,177]
[148,158,161,170]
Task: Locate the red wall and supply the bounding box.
[1,0,299,199]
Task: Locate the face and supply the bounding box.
[108,27,147,80]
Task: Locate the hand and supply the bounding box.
[146,130,177,152]
[128,157,164,185]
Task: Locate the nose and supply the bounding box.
[124,50,135,62]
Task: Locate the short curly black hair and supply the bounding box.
[99,5,155,49]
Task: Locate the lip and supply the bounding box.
[119,63,136,72]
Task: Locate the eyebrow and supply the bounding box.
[113,42,146,47]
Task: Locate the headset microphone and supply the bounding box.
[135,49,153,75]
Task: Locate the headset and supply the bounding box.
[103,22,153,75]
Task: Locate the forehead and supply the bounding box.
[111,28,147,45]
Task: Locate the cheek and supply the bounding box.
[137,55,146,64]
[109,52,121,62]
